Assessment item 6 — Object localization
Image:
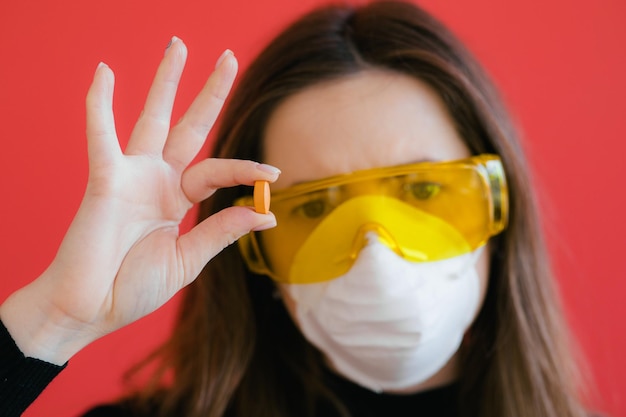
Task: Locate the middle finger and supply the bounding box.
[163,49,238,171]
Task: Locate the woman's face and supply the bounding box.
[262,69,489,392]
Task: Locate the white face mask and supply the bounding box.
[282,236,482,393]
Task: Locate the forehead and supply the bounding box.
[262,69,470,190]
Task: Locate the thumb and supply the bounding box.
[176,206,276,286]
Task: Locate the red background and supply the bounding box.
[1,0,624,416]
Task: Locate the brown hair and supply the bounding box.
[130,2,588,416]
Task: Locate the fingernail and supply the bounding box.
[256,163,281,175]
[166,36,179,51]
[252,217,277,232]
[97,62,108,70]
[215,49,233,69]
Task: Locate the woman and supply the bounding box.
[117,2,588,416]
[0,1,588,417]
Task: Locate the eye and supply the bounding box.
[297,199,328,219]
[406,181,441,200]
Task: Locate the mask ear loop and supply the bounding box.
[458,244,488,350]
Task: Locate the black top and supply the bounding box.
[0,319,459,417]
[82,372,460,417]
[321,369,459,417]
[0,320,67,417]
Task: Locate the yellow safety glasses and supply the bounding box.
[234,154,508,284]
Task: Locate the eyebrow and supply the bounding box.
[288,157,438,186]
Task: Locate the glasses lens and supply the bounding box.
[236,155,506,283]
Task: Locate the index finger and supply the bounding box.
[181,158,281,204]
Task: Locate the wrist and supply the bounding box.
[0,282,95,365]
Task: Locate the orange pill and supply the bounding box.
[253,180,271,214]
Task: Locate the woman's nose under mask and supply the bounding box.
[283,237,484,392]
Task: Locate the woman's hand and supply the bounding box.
[0,37,279,365]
